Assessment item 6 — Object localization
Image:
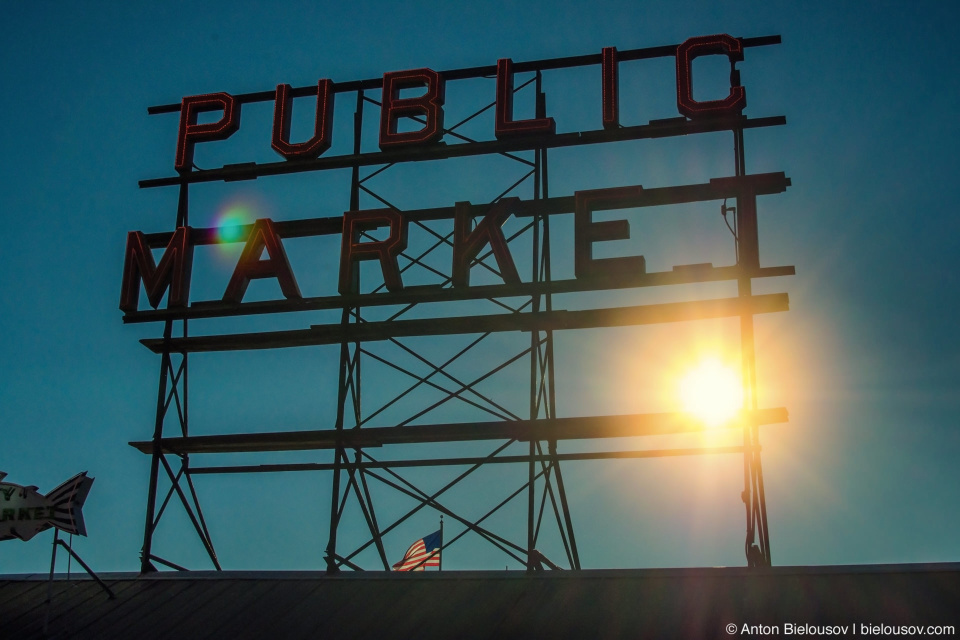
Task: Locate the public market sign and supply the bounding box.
[121,35,767,317]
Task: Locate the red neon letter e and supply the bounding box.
[495,59,555,139]
[379,68,445,150]
[272,80,335,160]
[175,93,239,173]
[676,34,746,119]
[574,186,646,280]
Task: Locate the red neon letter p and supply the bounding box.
[175,93,240,173]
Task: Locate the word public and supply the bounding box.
[173,34,747,171]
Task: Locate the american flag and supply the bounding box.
[392,529,442,571]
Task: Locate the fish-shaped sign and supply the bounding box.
[0,471,94,542]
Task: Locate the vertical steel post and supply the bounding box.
[734,126,771,566]
[140,182,189,574]
[327,88,365,574]
[43,529,60,635]
[439,515,444,572]
[526,71,545,571]
[538,88,580,569]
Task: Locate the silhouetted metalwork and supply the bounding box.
[130,36,788,573]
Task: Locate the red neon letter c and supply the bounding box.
[676,34,746,119]
[379,68,445,149]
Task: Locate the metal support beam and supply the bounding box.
[140,294,790,353]
[129,408,787,455]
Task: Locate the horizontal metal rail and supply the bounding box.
[129,408,787,455]
[136,172,790,247]
[186,445,754,474]
[124,265,795,324]
[139,116,785,188]
[139,293,788,353]
[146,35,781,114]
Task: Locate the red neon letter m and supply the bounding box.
[119,227,194,312]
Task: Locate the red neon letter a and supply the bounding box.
[222,218,302,303]
[379,68,445,149]
[175,93,240,173]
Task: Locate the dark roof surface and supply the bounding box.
[2,564,959,639]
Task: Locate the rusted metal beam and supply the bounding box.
[129,408,787,455]
[139,293,789,354]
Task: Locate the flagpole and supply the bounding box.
[439,515,444,572]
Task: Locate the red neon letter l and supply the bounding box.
[495,59,555,139]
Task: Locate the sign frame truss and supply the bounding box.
[131,36,788,574]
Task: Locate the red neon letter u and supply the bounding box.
[272,80,335,160]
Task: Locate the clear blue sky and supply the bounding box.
[1,1,958,574]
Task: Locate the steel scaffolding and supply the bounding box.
[128,36,788,573]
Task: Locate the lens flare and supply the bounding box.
[679,358,742,428]
[215,206,251,244]
[210,198,261,265]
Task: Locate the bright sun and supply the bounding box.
[679,359,742,428]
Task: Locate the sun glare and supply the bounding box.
[679,359,742,428]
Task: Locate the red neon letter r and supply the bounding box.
[338,210,408,294]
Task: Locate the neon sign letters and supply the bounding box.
[172,35,746,172]
[124,34,754,313]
